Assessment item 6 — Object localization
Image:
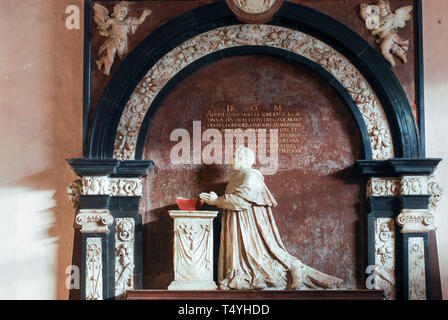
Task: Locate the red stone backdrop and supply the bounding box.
[141,55,365,289]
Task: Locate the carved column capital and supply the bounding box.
[75,209,114,233]
[396,209,435,233]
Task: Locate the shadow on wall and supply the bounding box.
[0,169,78,299]
[0,0,83,299]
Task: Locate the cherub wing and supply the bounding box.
[93,3,111,37]
[393,5,413,29]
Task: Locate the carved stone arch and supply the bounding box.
[88,1,420,160]
[133,45,373,160]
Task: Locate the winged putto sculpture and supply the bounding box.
[93,2,152,75]
[360,0,412,68]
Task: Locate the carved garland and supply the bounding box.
[113,24,394,161]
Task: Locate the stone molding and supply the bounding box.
[113,24,394,161]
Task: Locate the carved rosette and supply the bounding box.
[113,24,394,161]
[76,209,114,233]
[115,218,135,298]
[86,238,103,300]
[408,237,426,300]
[374,218,396,300]
[367,177,400,197]
[397,209,435,234]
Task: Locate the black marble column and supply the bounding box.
[356,158,441,300]
[68,159,153,300]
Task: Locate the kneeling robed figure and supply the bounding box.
[200,146,343,290]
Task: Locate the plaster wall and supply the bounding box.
[0,0,83,299]
[423,0,448,300]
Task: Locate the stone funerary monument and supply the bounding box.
[67,0,443,300]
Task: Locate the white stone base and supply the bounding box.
[168,281,217,290]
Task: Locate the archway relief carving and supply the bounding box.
[113,24,395,161]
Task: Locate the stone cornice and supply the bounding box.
[356,158,442,177]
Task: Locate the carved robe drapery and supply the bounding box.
[216,168,342,290]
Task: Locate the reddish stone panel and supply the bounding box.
[141,55,365,289]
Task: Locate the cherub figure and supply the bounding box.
[360,0,412,67]
[94,2,152,75]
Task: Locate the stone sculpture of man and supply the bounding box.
[200,146,343,290]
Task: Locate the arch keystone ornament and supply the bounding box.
[226,0,284,23]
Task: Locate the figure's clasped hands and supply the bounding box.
[199,191,218,205]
